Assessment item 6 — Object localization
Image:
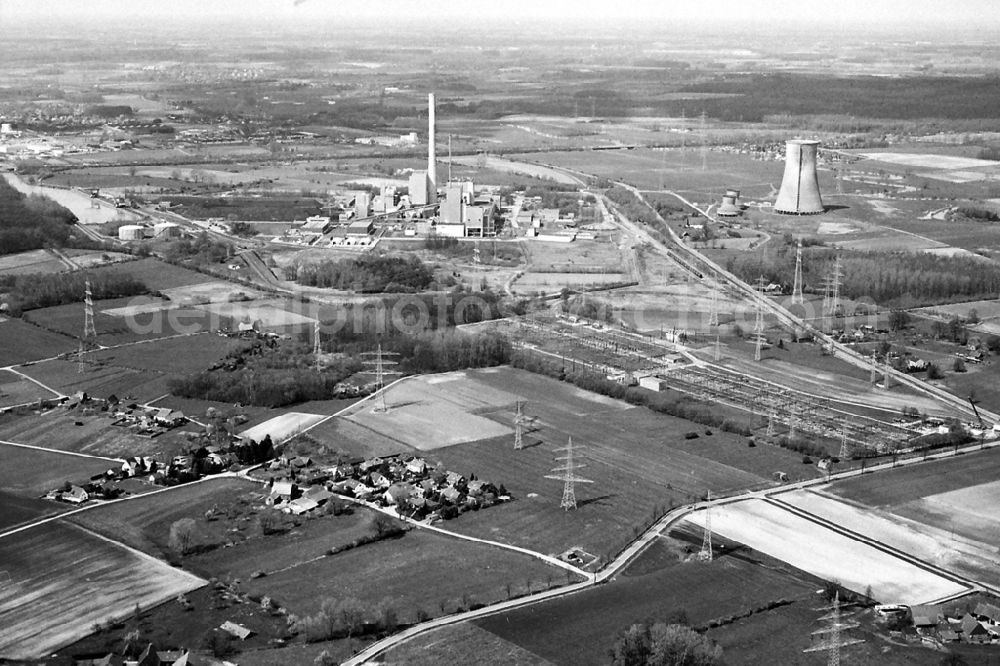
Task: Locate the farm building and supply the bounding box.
[220,621,254,640]
[961,614,991,643]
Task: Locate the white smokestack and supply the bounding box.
[427,93,437,203]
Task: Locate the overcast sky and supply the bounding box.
[3,0,999,29]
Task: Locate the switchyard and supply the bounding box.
[664,365,917,455]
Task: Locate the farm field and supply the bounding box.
[67,477,265,559]
[341,372,520,451]
[0,410,194,458]
[704,600,942,666]
[86,257,216,290]
[0,318,77,366]
[17,358,171,403]
[24,297,217,345]
[828,447,1000,560]
[161,280,266,305]
[296,414,415,459]
[475,539,817,666]
[0,520,205,659]
[0,441,116,498]
[239,411,327,443]
[84,332,243,375]
[381,622,554,666]
[403,367,815,557]
[0,369,57,407]
[681,498,970,605]
[0,249,67,275]
[0,489,64,532]
[243,528,571,620]
[776,489,1000,590]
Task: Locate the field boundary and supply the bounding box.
[0,439,122,463]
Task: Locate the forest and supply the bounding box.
[0,270,147,314]
[725,244,1000,307]
[0,178,81,256]
[168,329,511,407]
[294,254,435,293]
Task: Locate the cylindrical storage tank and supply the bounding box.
[718,194,740,216]
[118,224,146,241]
[775,140,824,215]
[154,222,181,239]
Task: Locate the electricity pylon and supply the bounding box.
[78,279,97,373]
[839,424,852,461]
[513,400,526,450]
[699,490,713,562]
[708,283,720,328]
[714,334,721,362]
[754,276,766,362]
[544,437,592,511]
[361,344,400,413]
[791,239,804,305]
[766,409,776,438]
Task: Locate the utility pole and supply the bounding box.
[312,320,322,373]
[754,276,766,362]
[514,400,526,450]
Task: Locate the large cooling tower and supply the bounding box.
[775,140,824,215]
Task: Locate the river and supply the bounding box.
[2,173,139,225]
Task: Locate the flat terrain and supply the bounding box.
[0,318,77,366]
[777,489,1000,590]
[239,411,328,443]
[0,489,64,532]
[0,410,193,458]
[84,333,244,375]
[827,447,1000,575]
[388,368,813,558]
[243,529,569,621]
[0,520,204,659]
[476,539,816,666]
[67,477,262,560]
[0,249,66,276]
[341,373,518,451]
[299,415,415,458]
[0,369,57,407]
[24,298,217,345]
[382,622,554,666]
[682,498,969,605]
[0,441,115,498]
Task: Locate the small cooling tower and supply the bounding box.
[775,140,824,215]
[717,188,741,217]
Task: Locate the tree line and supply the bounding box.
[0,178,81,256]
[725,245,1000,307]
[0,271,147,314]
[294,254,434,293]
[168,329,511,408]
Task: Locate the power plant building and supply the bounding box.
[775,140,824,215]
[408,171,428,206]
[717,189,741,217]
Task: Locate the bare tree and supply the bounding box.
[168,518,196,555]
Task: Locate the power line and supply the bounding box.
[360,344,401,413]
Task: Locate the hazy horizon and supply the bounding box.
[3,0,1000,36]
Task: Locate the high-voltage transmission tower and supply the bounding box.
[839,424,852,461]
[804,590,863,665]
[513,400,527,450]
[788,403,798,441]
[78,279,98,373]
[791,239,805,305]
[766,409,776,438]
[708,283,720,328]
[361,344,400,413]
[753,276,766,362]
[698,490,713,562]
[822,255,843,318]
[714,334,722,362]
[544,437,592,511]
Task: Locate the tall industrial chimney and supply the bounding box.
[427,93,437,204]
[774,140,823,215]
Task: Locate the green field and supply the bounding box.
[474,539,817,666]
[0,318,77,366]
[0,441,115,498]
[0,520,205,659]
[382,622,554,666]
[0,369,57,407]
[0,410,195,458]
[243,528,572,621]
[356,368,813,559]
[68,477,266,560]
